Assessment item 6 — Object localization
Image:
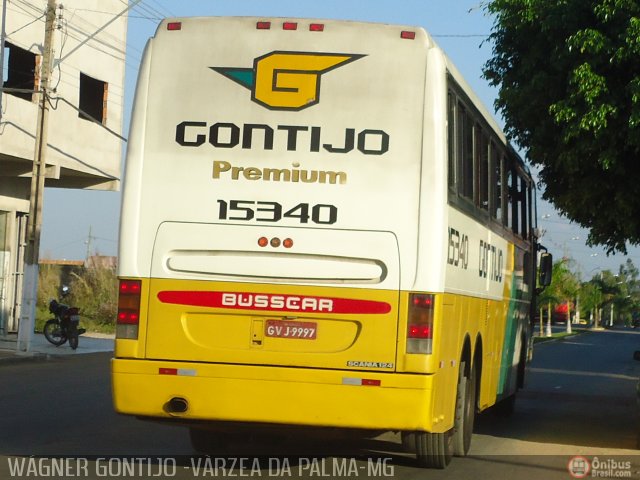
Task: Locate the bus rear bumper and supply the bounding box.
[111,358,442,432]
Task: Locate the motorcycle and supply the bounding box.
[43,287,85,350]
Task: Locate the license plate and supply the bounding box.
[265,320,317,340]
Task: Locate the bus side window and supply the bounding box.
[505,169,513,231]
[457,103,474,201]
[447,92,456,191]
[520,176,528,238]
[490,143,502,221]
[476,128,489,211]
[511,168,520,235]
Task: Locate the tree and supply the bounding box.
[579,280,602,324]
[613,259,639,323]
[592,270,621,325]
[537,258,580,334]
[483,1,640,253]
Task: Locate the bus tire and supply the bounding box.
[414,430,453,469]
[452,361,477,456]
[403,429,453,469]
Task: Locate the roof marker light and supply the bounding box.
[309,23,325,32]
[401,31,416,40]
[283,22,298,31]
[256,21,271,30]
[167,22,182,31]
[258,237,269,247]
[283,238,294,249]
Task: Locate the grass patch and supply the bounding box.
[36,263,117,334]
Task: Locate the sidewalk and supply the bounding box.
[0,331,114,364]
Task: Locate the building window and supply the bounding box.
[3,42,38,101]
[79,72,108,124]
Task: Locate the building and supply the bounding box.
[0,0,127,334]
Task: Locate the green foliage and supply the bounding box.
[35,264,68,331]
[580,259,640,324]
[537,258,580,309]
[484,0,640,252]
[35,264,117,333]
[67,266,118,333]
[579,281,601,314]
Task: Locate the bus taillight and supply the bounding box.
[407,293,434,354]
[117,280,141,339]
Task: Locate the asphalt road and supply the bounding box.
[1,328,640,479]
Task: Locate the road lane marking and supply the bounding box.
[529,367,638,381]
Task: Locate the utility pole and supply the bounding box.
[17,0,57,352]
[85,225,94,262]
[0,0,8,122]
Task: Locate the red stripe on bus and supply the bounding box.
[157,291,391,314]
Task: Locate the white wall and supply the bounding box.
[1,0,127,190]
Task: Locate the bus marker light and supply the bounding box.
[412,295,432,308]
[256,21,271,30]
[407,293,434,353]
[283,238,294,248]
[159,368,197,376]
[258,237,269,247]
[117,310,139,324]
[117,279,141,339]
[167,22,182,31]
[342,378,381,386]
[270,237,281,248]
[401,31,416,40]
[408,324,431,338]
[310,23,325,32]
[283,22,298,30]
[120,280,141,294]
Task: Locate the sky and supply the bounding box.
[39,0,640,280]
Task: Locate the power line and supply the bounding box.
[51,95,127,142]
[145,0,176,18]
[4,9,45,36]
[63,8,163,21]
[433,34,488,38]
[58,0,145,63]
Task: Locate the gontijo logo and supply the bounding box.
[211,51,365,111]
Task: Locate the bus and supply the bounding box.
[112,17,552,468]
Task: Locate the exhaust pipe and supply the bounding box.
[166,397,189,414]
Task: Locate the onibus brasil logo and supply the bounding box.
[211,51,365,111]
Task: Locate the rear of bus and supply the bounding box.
[112,17,447,436]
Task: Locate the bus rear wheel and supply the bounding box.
[402,429,453,469]
[403,359,477,468]
[452,360,477,456]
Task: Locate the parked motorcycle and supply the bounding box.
[43,287,85,350]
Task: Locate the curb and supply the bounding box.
[0,351,53,365]
[0,332,115,365]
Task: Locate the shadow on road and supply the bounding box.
[475,328,640,452]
